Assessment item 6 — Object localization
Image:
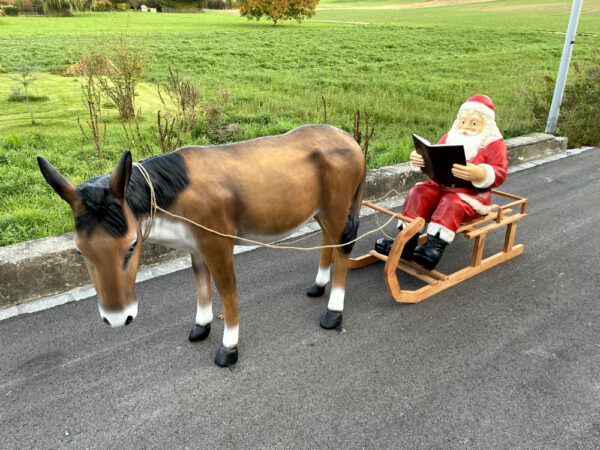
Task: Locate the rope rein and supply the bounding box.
[132,162,400,251]
[135,162,157,241]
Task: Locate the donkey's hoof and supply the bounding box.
[307,283,326,297]
[320,309,342,330]
[215,346,238,367]
[189,323,211,342]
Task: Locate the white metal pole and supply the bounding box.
[545,0,583,133]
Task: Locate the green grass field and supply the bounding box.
[1,0,599,245]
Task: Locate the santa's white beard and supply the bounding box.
[446,129,486,161]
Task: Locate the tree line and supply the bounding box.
[1,0,320,22]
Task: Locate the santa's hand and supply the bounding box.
[410,151,425,168]
[452,163,487,184]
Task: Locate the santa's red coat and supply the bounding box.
[402,135,508,241]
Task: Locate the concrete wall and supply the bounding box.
[0,133,567,310]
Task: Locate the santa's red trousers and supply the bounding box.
[402,180,480,234]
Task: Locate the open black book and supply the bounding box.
[412,134,471,188]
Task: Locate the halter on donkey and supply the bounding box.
[38,125,366,367]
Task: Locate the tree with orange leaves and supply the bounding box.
[239,0,319,26]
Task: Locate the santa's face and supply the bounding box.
[446,109,487,160]
[456,110,484,136]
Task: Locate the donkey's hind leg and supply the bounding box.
[307,223,333,298]
[317,212,358,329]
[189,254,213,342]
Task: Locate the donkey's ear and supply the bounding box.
[37,156,80,206]
[109,151,132,201]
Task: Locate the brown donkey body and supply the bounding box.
[38,125,366,366]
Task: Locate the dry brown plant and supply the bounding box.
[353,108,375,165]
[159,67,201,134]
[77,72,107,172]
[151,110,181,154]
[94,34,147,121]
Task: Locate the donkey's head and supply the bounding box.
[38,151,142,327]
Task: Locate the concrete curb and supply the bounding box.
[0,133,567,312]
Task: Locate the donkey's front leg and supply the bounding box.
[189,254,213,342]
[307,232,333,297]
[204,242,239,367]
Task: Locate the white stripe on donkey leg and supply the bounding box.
[189,255,213,342]
[307,265,331,297]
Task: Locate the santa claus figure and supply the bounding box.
[375,94,508,270]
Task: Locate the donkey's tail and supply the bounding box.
[340,172,366,254]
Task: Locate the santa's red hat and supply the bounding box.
[459,94,495,121]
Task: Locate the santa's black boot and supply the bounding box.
[412,233,448,270]
[375,226,419,260]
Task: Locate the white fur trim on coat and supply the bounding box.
[457,193,491,216]
[397,219,425,233]
[471,163,495,189]
[427,222,456,243]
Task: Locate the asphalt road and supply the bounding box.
[1,149,599,449]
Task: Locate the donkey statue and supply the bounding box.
[38,125,366,366]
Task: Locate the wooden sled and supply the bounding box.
[350,189,527,303]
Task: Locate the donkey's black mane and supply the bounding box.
[76,152,189,237]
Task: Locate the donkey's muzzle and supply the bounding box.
[102,315,133,326]
[98,301,139,328]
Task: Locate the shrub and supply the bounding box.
[559,58,600,147]
[4,5,19,14]
[4,65,41,124]
[19,0,43,11]
[92,34,147,121]
[239,0,319,26]
[42,0,95,16]
[159,66,200,133]
[526,51,600,147]
[94,0,111,10]
[206,0,224,9]
[116,2,127,9]
[8,92,49,102]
